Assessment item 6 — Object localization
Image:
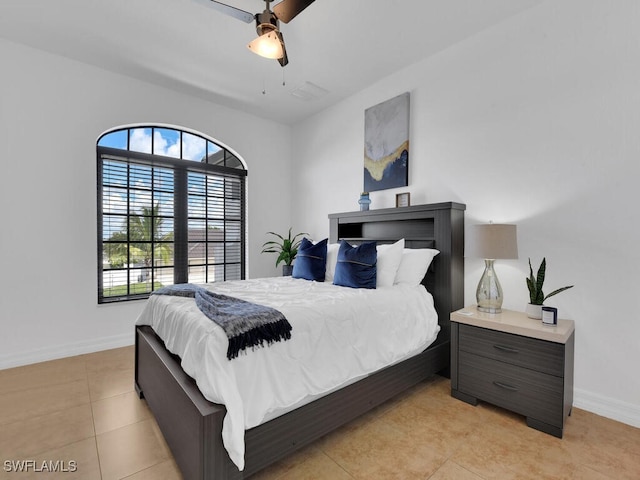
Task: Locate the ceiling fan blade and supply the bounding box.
[200,0,254,23]
[272,0,315,23]
[276,31,289,67]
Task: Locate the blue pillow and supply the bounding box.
[333,240,377,289]
[292,238,328,281]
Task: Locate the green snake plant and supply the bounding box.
[527,257,574,305]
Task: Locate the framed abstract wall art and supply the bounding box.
[364,92,410,192]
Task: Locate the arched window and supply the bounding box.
[97,126,247,303]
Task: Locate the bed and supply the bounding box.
[134,201,465,480]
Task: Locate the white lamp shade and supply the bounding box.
[247,31,283,59]
[466,224,518,260]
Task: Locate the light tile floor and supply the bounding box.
[0,346,638,479]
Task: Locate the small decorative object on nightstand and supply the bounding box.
[450,307,575,438]
[542,306,558,325]
[466,223,518,313]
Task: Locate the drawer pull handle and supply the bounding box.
[493,381,519,392]
[493,344,519,354]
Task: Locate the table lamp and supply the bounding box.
[467,223,518,313]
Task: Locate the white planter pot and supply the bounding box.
[526,303,543,319]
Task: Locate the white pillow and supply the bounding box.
[376,239,405,287]
[324,243,340,282]
[394,248,440,286]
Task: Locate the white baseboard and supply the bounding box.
[0,333,134,370]
[574,388,640,429]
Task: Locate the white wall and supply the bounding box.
[290,0,640,427]
[0,39,292,368]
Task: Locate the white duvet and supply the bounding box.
[136,277,439,470]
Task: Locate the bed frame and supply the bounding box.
[135,201,465,480]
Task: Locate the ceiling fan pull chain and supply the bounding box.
[282,68,286,87]
[262,72,267,95]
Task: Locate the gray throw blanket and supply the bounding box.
[153,283,292,360]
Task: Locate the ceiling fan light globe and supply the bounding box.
[247,31,283,59]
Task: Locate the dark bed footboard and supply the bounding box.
[136,326,239,479]
[136,325,449,480]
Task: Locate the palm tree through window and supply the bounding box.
[97,126,246,303]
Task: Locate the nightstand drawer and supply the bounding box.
[459,324,564,376]
[458,351,564,427]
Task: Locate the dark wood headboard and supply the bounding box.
[328,202,465,343]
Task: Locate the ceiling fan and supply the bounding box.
[204,0,316,67]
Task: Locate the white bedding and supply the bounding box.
[136,276,439,470]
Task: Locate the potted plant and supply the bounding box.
[261,228,308,276]
[526,257,574,319]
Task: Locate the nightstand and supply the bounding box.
[450,307,575,438]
